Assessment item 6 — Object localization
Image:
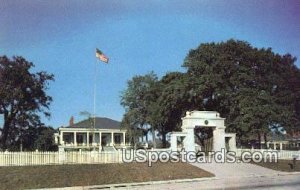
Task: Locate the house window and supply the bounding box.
[77,134,83,144]
[115,134,121,144]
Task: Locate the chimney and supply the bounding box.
[69,116,74,126]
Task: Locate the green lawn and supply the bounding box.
[0,162,214,190]
[253,159,300,172]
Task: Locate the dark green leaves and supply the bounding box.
[0,56,54,150]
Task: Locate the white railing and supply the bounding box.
[0,150,123,166]
[236,148,300,159]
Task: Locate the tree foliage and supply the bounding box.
[121,39,300,147]
[9,126,58,151]
[0,56,54,150]
[147,72,194,147]
[120,72,158,146]
[183,40,300,144]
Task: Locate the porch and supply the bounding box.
[55,129,128,149]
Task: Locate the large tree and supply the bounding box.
[120,72,159,147]
[9,125,58,151]
[121,72,194,148]
[0,56,54,150]
[147,72,197,147]
[121,39,300,148]
[121,71,203,148]
[183,40,300,145]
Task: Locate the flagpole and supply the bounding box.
[94,48,108,151]
[93,51,98,149]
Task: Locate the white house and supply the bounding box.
[54,117,128,151]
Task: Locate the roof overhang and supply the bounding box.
[59,128,126,132]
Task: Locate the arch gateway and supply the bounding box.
[170,111,237,152]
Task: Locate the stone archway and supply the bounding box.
[170,111,236,152]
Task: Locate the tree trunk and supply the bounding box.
[162,132,167,148]
[257,132,261,149]
[264,133,268,148]
[145,130,148,142]
[237,134,242,148]
[194,133,204,147]
[133,127,137,149]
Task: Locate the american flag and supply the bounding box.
[96,48,109,63]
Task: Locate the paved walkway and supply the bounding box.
[113,174,300,190]
[49,173,300,190]
[190,160,284,178]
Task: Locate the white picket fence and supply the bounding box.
[236,149,300,159]
[1,149,299,167]
[0,150,123,166]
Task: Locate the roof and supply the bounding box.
[65,117,121,129]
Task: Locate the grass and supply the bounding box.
[0,162,214,190]
[253,159,300,172]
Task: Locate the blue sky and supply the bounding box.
[1,0,300,128]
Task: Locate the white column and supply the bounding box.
[87,132,90,146]
[183,127,195,152]
[123,132,126,145]
[74,132,77,146]
[99,132,102,146]
[273,142,276,150]
[54,134,58,144]
[92,132,96,146]
[170,134,177,152]
[228,135,237,151]
[60,131,64,145]
[111,132,114,146]
[213,127,226,152]
[279,143,283,150]
[83,132,87,145]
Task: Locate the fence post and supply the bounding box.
[58,147,65,164]
[118,149,122,163]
